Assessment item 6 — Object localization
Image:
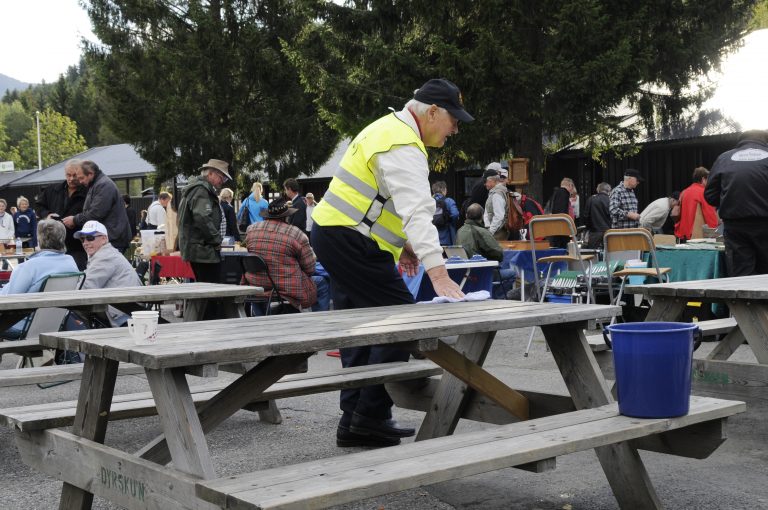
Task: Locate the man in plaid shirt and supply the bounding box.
[243,199,329,314]
[609,169,643,228]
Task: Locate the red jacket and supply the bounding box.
[675,182,718,240]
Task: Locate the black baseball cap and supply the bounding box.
[414,78,475,123]
[624,169,644,182]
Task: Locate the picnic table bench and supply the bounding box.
[3,300,745,510]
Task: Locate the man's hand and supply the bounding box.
[426,265,464,299]
[627,212,640,221]
[398,243,419,277]
[62,216,75,228]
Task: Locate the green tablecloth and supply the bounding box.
[648,246,725,282]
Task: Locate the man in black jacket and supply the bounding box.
[582,182,612,249]
[62,160,133,254]
[35,160,88,269]
[705,130,768,276]
[283,178,307,234]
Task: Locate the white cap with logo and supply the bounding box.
[74,220,109,239]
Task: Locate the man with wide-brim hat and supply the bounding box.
[243,198,330,315]
[178,158,232,305]
[311,78,474,448]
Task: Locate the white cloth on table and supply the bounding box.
[418,290,490,304]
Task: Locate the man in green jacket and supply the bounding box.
[456,203,503,261]
[178,159,231,284]
[457,203,515,298]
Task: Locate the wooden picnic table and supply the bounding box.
[627,274,768,400]
[12,299,742,509]
[0,282,261,332]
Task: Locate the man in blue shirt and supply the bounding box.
[1,219,78,338]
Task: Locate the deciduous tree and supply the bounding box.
[16,109,87,169]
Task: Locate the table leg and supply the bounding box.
[644,296,686,322]
[58,356,119,510]
[144,367,216,479]
[137,353,309,466]
[416,331,496,440]
[182,298,206,322]
[706,328,746,361]
[219,298,247,319]
[542,324,662,510]
[727,302,768,364]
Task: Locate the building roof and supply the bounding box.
[0,169,39,188]
[4,144,155,187]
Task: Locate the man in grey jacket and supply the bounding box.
[75,220,142,326]
[62,160,132,253]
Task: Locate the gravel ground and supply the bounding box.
[0,309,766,510]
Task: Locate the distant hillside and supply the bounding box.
[0,73,32,95]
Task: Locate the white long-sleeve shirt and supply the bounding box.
[361,108,444,271]
[0,213,14,239]
[147,201,167,228]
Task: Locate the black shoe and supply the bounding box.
[349,412,415,439]
[336,426,401,448]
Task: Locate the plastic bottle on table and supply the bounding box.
[15,237,22,255]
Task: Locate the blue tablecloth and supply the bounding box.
[502,249,568,283]
[402,263,496,301]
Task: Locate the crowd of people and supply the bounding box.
[1,75,765,450]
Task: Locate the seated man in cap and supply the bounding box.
[75,220,142,326]
[243,199,329,315]
[1,219,79,339]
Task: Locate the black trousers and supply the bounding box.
[723,219,768,277]
[190,259,223,319]
[312,224,414,422]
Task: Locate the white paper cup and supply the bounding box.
[128,310,159,345]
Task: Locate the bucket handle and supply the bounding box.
[602,324,703,352]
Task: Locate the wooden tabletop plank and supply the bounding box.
[0,283,263,311]
[41,301,620,369]
[627,275,768,299]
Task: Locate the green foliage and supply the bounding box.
[749,0,768,29]
[287,0,755,196]
[83,0,339,192]
[15,109,87,169]
[0,101,33,146]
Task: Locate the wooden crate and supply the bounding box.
[507,158,529,185]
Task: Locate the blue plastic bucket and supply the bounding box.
[607,322,697,418]
[546,294,573,304]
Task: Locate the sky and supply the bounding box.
[0,0,96,84]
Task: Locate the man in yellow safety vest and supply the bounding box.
[311,78,474,448]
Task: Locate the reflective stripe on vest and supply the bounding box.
[312,113,427,261]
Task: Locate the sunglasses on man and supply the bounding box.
[80,235,100,242]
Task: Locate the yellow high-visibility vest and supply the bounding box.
[313,113,428,262]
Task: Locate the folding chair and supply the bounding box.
[529,214,596,304]
[240,255,291,315]
[524,214,596,356]
[7,272,85,385]
[603,228,671,317]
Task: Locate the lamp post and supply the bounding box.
[35,110,42,170]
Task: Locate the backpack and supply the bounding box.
[432,195,451,228]
[506,192,525,231]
